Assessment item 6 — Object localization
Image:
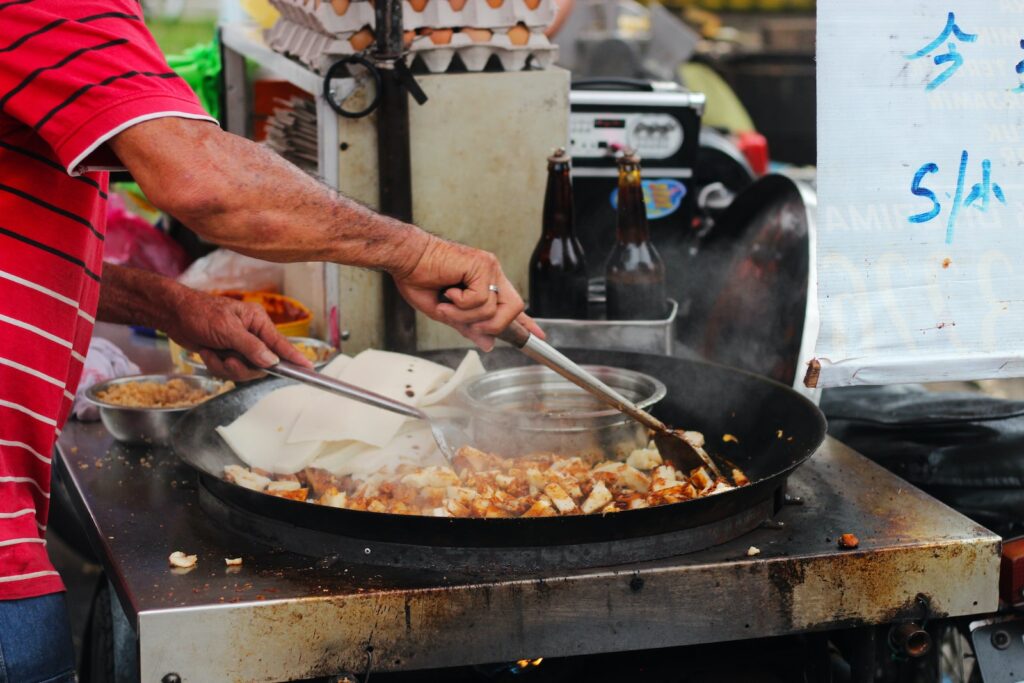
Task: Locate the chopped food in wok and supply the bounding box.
[215,348,749,517]
[222,441,748,518]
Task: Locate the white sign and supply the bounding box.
[812,0,1024,387]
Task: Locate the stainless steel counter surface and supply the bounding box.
[56,326,1002,682]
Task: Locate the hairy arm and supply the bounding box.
[98,264,310,378]
[107,118,429,273]
[107,117,539,348]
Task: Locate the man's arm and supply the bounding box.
[98,264,311,379]
[107,117,537,349]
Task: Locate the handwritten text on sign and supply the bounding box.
[814,1,1024,386]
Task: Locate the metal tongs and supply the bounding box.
[497,321,724,477]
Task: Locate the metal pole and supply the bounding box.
[374,0,418,353]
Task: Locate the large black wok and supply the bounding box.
[172,349,826,547]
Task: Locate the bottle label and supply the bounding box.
[609,179,687,220]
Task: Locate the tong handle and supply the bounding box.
[265,360,427,421]
[497,320,532,348]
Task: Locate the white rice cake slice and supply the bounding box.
[216,385,324,474]
[419,351,485,407]
[320,352,353,379]
[312,422,445,478]
[286,349,453,447]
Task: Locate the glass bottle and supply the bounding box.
[528,148,589,319]
[605,150,667,320]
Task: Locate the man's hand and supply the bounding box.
[165,288,313,381]
[97,265,311,382]
[391,235,544,351]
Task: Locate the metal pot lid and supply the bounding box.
[678,173,814,387]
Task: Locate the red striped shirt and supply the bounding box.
[0,0,215,600]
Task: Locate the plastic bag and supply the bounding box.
[104,195,188,277]
[166,40,222,121]
[177,249,284,293]
[73,338,141,421]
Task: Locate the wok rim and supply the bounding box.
[171,349,827,544]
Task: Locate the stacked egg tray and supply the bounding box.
[265,0,558,74]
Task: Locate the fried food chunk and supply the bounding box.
[544,483,578,514]
[581,481,613,514]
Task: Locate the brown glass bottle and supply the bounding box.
[529,148,589,319]
[605,151,667,320]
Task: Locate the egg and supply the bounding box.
[331,0,350,13]
[449,0,468,8]
[429,28,454,45]
[408,0,429,11]
[507,23,530,45]
[349,27,375,51]
[462,27,493,42]
[523,0,541,8]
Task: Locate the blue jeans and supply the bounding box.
[0,592,76,683]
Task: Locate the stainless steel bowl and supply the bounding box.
[85,374,230,447]
[180,336,337,375]
[459,365,667,459]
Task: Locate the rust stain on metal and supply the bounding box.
[803,359,821,388]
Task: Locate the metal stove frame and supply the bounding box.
[56,416,1000,682]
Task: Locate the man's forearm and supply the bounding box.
[107,118,430,276]
[97,264,184,328]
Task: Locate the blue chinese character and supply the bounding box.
[964,158,1006,212]
[1013,39,1024,93]
[908,151,1006,244]
[906,12,978,91]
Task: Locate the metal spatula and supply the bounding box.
[264,361,471,463]
[498,321,724,477]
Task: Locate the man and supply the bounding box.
[0,2,538,679]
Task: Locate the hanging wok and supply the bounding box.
[172,348,826,547]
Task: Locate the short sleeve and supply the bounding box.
[0,0,218,175]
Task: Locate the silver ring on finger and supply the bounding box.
[488,284,500,294]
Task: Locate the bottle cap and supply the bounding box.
[548,147,571,163]
[617,147,641,165]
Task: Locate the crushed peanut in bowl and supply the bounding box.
[95,378,232,409]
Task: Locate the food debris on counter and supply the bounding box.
[722,434,739,444]
[224,557,243,566]
[169,551,198,569]
[746,546,761,557]
[838,533,860,550]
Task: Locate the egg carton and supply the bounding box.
[267,17,556,73]
[266,19,343,70]
[405,27,556,72]
[268,0,552,36]
[268,0,376,36]
[401,0,554,31]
